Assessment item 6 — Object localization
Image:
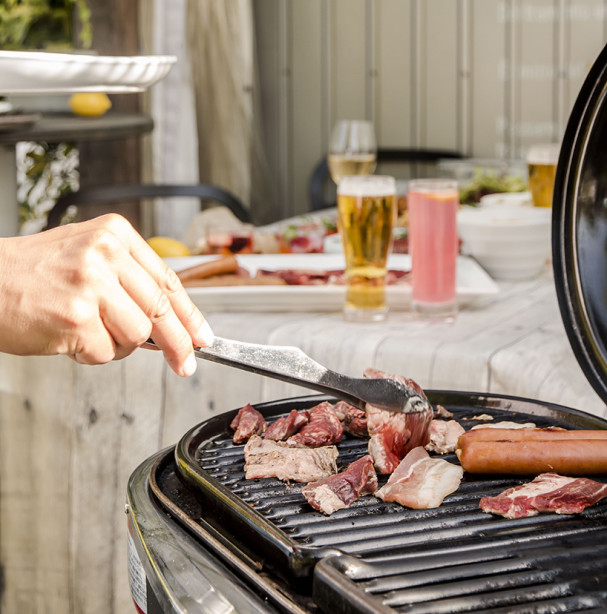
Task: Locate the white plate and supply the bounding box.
[0,51,176,94]
[166,253,499,313]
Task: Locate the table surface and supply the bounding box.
[0,260,606,614]
[0,111,153,144]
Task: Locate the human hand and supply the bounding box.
[0,214,213,376]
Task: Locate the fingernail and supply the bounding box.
[183,352,197,377]
[197,320,215,346]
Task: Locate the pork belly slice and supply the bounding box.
[471,421,536,430]
[363,368,433,474]
[333,401,368,438]
[425,419,466,454]
[302,455,378,515]
[480,473,607,519]
[230,403,267,444]
[244,435,338,483]
[287,401,343,448]
[376,446,464,509]
[264,409,309,441]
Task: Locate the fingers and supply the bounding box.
[95,215,214,376]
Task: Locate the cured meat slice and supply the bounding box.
[376,447,464,509]
[425,419,465,454]
[287,401,343,448]
[230,403,267,444]
[302,455,378,515]
[243,435,338,483]
[364,368,433,474]
[264,409,309,441]
[333,401,368,438]
[480,473,607,519]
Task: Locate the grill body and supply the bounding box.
[128,391,607,614]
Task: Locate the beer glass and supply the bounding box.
[408,178,459,321]
[337,175,396,322]
[328,120,377,184]
[526,143,560,208]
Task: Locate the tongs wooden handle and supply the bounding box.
[165,336,431,415]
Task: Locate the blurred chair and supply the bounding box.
[308,148,464,211]
[44,183,252,230]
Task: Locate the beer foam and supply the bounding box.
[526,143,560,164]
[337,175,395,197]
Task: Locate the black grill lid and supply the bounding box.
[553,40,607,406]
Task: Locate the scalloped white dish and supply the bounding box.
[166,253,499,313]
[0,51,176,94]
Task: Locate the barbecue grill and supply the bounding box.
[126,42,607,614]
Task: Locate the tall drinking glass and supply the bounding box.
[337,175,396,322]
[408,179,459,321]
[328,120,377,184]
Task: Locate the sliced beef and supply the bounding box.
[287,401,343,448]
[243,435,338,483]
[480,473,607,519]
[302,455,378,515]
[333,401,368,438]
[230,403,267,444]
[264,409,309,441]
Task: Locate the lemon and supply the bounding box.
[69,93,112,117]
[147,236,191,257]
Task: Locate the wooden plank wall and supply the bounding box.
[255,0,607,219]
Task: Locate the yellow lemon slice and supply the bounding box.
[147,236,191,257]
[69,93,112,117]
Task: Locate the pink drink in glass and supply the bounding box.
[407,179,458,320]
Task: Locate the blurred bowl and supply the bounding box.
[479,191,533,208]
[457,205,552,281]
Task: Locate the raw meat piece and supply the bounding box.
[363,368,433,474]
[287,401,343,447]
[302,455,378,515]
[434,404,454,419]
[264,409,309,441]
[230,403,267,444]
[376,446,464,509]
[426,419,466,454]
[333,401,368,438]
[480,473,607,519]
[471,421,536,430]
[244,435,338,483]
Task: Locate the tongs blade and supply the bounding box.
[191,337,431,415]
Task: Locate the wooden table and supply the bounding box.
[0,266,604,613]
[0,111,153,236]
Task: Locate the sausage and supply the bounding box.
[176,255,240,282]
[457,427,607,446]
[456,439,607,475]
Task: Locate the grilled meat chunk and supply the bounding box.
[364,368,433,474]
[244,435,338,483]
[230,403,267,444]
[376,446,463,509]
[264,409,309,441]
[302,455,378,515]
[286,401,343,448]
[480,473,607,519]
[333,401,368,438]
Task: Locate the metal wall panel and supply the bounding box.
[255,0,607,217]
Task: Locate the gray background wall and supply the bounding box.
[254,0,607,218]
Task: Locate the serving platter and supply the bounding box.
[166,253,499,313]
[0,50,176,94]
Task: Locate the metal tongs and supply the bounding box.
[179,336,431,415]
